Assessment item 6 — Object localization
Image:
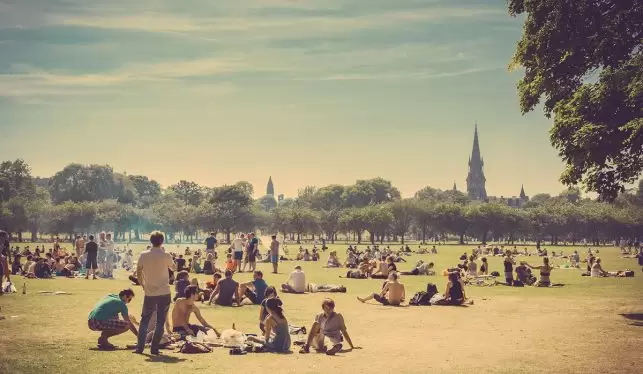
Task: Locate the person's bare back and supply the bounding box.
[172,298,195,328]
[385,281,405,305]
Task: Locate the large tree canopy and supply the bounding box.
[509,0,643,201]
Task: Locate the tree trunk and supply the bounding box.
[421,227,427,244]
[357,232,362,244]
[297,232,301,244]
[226,230,231,243]
[31,229,37,242]
[459,233,464,245]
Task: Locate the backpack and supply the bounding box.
[409,291,431,306]
[624,270,634,277]
[491,271,500,277]
[179,341,212,354]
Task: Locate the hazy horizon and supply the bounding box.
[1,0,568,198]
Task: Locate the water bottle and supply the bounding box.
[22,282,26,295]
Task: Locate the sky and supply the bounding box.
[0,0,568,199]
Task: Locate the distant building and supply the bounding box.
[278,194,284,202]
[506,185,530,208]
[466,124,487,201]
[266,176,274,196]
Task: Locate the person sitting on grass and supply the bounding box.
[515,261,535,285]
[526,257,554,287]
[209,270,240,306]
[467,256,478,276]
[281,266,306,294]
[357,257,375,277]
[299,298,356,355]
[191,254,202,274]
[239,270,268,305]
[172,285,220,340]
[247,298,291,353]
[370,256,391,279]
[357,272,405,306]
[591,258,610,277]
[325,251,341,268]
[433,272,467,306]
[203,252,215,275]
[224,253,236,273]
[201,273,222,302]
[259,286,281,333]
[400,260,435,276]
[87,289,138,350]
[173,270,190,301]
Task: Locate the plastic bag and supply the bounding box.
[220,329,246,348]
[2,282,17,293]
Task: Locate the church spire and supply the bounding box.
[266,176,274,196]
[466,123,487,201]
[520,184,526,199]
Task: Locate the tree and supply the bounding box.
[559,187,582,204]
[339,208,368,244]
[257,195,278,211]
[284,206,319,244]
[411,200,435,244]
[210,183,253,208]
[49,164,118,203]
[319,208,342,243]
[0,159,36,201]
[433,203,469,244]
[343,178,400,207]
[312,185,346,210]
[389,199,415,244]
[129,175,161,207]
[362,205,393,244]
[296,186,317,207]
[169,180,203,206]
[509,0,643,201]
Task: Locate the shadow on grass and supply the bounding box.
[142,353,187,363]
[620,313,643,326]
[88,347,130,352]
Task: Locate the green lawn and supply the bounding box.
[1,243,641,373]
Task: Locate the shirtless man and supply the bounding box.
[171,285,220,339]
[357,272,405,306]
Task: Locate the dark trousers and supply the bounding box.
[136,294,171,353]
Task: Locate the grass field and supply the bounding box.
[1,242,642,374]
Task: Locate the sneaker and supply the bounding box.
[326,344,342,356]
[299,345,310,354]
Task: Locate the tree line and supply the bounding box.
[1,160,642,246]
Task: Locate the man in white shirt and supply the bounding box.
[134,231,175,355]
[230,234,245,273]
[281,265,306,293]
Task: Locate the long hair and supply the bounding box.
[266,298,285,319]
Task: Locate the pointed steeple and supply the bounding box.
[466,123,487,201]
[266,176,274,196]
[520,184,526,199]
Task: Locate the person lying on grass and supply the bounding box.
[400,260,434,276]
[87,289,138,350]
[357,272,405,306]
[238,270,268,305]
[300,298,356,355]
[172,285,220,339]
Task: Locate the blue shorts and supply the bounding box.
[234,252,243,260]
[271,255,279,264]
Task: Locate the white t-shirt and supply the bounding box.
[232,238,245,253]
[137,247,174,297]
[287,270,306,293]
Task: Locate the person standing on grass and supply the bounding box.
[243,233,259,272]
[231,234,245,273]
[270,235,280,274]
[135,231,175,355]
[205,232,217,257]
[74,234,85,258]
[0,231,11,288]
[87,289,138,349]
[84,235,99,280]
[103,233,115,278]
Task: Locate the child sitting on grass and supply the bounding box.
[174,271,190,301]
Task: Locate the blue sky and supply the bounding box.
[0,0,566,198]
